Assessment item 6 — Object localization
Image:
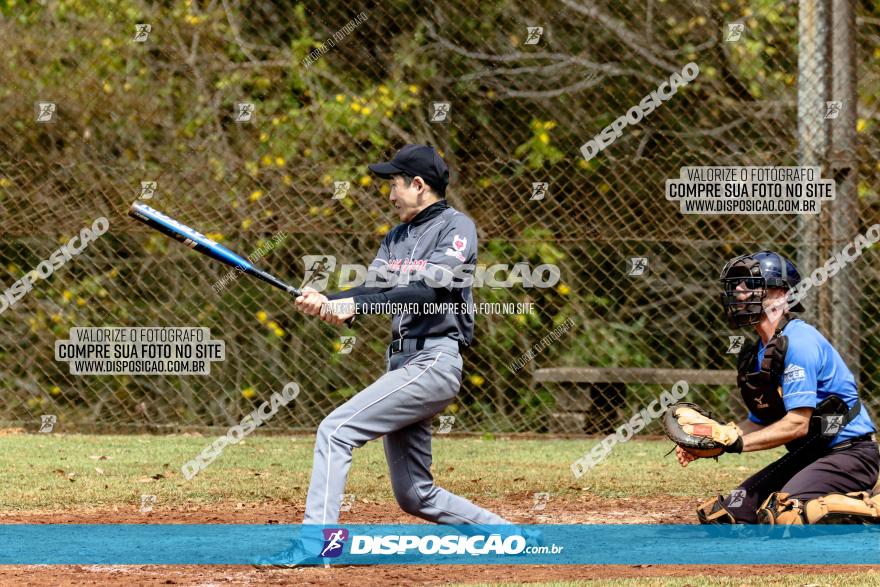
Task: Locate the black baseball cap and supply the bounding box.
[368,144,449,196]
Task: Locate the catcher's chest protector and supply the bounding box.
[737,328,789,425]
[737,318,860,452]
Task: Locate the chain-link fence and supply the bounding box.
[1,1,878,435]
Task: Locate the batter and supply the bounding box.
[261,144,512,567]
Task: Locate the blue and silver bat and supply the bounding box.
[128,202,302,296]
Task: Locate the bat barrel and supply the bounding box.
[128,202,317,310]
[128,202,256,272]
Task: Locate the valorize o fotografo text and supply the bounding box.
[666,166,835,215]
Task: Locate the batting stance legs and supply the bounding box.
[303,338,510,527]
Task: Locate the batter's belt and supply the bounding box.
[388,336,460,356]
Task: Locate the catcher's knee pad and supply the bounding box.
[697,495,736,524]
[757,492,805,525]
[803,491,880,524]
[758,491,880,525]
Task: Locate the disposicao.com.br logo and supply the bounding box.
[294,525,568,563]
[344,533,560,556]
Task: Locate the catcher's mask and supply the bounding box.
[719,250,805,329]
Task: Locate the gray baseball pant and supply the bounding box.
[302,337,510,527]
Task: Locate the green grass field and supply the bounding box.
[0,433,786,510]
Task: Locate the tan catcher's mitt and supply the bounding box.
[663,402,744,457]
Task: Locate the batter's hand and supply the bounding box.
[675,445,698,467]
[295,287,327,317]
[320,297,356,327]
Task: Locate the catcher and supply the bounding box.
[665,250,879,524]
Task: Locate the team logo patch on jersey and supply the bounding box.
[445,234,467,261]
[387,259,427,272]
[783,363,806,384]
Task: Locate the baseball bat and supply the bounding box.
[128,202,354,325]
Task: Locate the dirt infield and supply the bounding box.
[1,496,874,586]
[0,494,696,525]
[3,563,874,587]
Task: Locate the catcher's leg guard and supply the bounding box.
[803,491,880,524]
[758,491,880,525]
[756,492,805,525]
[697,495,736,524]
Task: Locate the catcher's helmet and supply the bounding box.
[719,250,805,328]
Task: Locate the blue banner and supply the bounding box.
[1,524,878,565]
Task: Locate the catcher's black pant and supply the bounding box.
[722,437,880,523]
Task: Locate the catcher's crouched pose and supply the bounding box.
[666,250,879,525]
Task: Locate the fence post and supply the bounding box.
[829,0,860,377]
[797,0,829,333]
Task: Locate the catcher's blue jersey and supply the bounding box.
[749,319,875,447]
